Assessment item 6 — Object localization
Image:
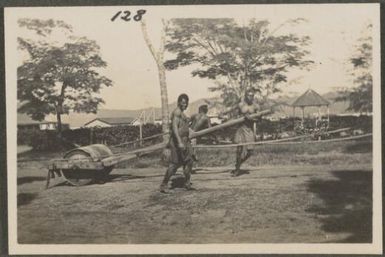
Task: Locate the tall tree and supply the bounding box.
[164,18,313,108]
[336,24,372,113]
[141,20,170,140]
[17,19,112,136]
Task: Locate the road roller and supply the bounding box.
[46,109,272,188]
[48,144,115,186]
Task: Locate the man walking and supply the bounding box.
[221,88,261,177]
[160,93,193,193]
[233,88,261,176]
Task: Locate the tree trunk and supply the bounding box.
[141,20,170,142]
[56,83,66,139]
[157,63,169,138]
[56,105,63,138]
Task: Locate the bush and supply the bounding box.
[17,116,371,151]
[29,130,65,151]
[18,127,41,145]
[62,128,92,146]
[90,124,163,147]
[329,115,372,132]
[18,123,164,151]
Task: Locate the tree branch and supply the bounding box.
[192,38,216,58]
[141,20,159,63]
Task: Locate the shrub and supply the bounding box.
[17,127,41,145]
[29,130,64,151]
[18,123,164,151]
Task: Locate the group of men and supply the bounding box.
[160,88,260,193]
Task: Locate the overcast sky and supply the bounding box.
[8,4,379,110]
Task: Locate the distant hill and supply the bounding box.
[19,91,353,128]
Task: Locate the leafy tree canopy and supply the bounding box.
[17,18,113,122]
[164,18,313,107]
[336,23,372,113]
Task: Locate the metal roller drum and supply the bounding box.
[61,144,114,186]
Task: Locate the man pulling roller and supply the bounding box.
[221,88,261,177]
[160,93,193,193]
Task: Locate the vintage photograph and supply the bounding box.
[5,3,382,254]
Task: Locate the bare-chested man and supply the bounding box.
[189,104,211,170]
[222,88,260,177]
[190,104,211,145]
[160,93,193,193]
[190,105,211,132]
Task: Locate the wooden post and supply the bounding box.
[253,121,257,139]
[139,121,143,146]
[143,111,146,124]
[45,169,51,189]
[317,106,321,126]
[327,105,330,128]
[301,107,305,125]
[89,127,93,144]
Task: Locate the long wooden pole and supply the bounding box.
[139,121,143,146]
[189,109,272,139]
[101,109,273,167]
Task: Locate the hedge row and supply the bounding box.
[18,124,163,151]
[211,115,372,141]
[18,115,372,151]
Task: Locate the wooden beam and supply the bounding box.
[189,109,272,139]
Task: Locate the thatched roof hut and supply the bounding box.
[292,89,330,107]
[292,89,330,125]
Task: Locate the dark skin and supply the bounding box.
[172,98,189,150]
[160,97,192,193]
[221,91,260,122]
[221,91,260,176]
[235,91,259,174]
[239,91,260,121]
[191,111,211,132]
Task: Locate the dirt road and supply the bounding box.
[17,162,372,244]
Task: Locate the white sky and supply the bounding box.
[8,4,379,110]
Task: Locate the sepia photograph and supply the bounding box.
[5,3,382,254]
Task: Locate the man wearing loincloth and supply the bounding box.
[223,88,261,177]
[160,93,193,193]
[189,104,211,171]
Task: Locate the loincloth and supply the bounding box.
[167,135,193,165]
[234,125,255,156]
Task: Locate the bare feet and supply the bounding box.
[160,184,168,193]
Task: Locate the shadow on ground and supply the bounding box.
[18,193,38,207]
[342,140,372,154]
[18,176,46,185]
[306,170,372,243]
[107,174,150,182]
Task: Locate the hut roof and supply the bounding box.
[84,117,136,127]
[292,89,330,107]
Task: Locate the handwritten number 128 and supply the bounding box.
[111,10,146,22]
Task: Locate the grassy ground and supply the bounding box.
[16,139,373,244]
[121,139,372,168]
